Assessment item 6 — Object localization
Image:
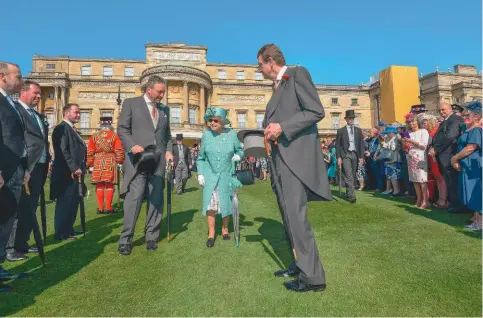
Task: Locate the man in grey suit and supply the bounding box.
[117,75,174,255]
[258,44,332,292]
[335,109,365,203]
[7,80,50,261]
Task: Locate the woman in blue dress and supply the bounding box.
[196,107,244,247]
[451,101,482,231]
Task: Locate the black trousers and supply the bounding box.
[11,163,46,252]
[54,177,80,239]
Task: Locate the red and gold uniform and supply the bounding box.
[86,118,124,213]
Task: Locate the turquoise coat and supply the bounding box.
[196,128,244,218]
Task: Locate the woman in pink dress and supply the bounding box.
[402,114,430,209]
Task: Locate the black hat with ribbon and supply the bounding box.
[133,145,161,174]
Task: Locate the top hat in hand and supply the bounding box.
[133,145,161,174]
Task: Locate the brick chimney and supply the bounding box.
[453,64,477,74]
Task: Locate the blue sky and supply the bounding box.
[1,0,481,84]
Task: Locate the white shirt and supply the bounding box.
[276,66,288,81]
[444,112,453,121]
[0,87,9,99]
[143,94,159,126]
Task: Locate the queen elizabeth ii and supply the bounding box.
[196,107,244,247]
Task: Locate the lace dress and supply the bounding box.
[406,129,429,183]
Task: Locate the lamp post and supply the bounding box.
[116,85,122,124]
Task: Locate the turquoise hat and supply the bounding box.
[204,107,230,125]
[381,126,397,135]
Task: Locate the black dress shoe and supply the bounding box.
[0,269,29,281]
[348,198,356,203]
[6,252,28,262]
[70,231,84,236]
[28,247,38,253]
[118,244,132,255]
[0,283,13,293]
[96,209,105,214]
[222,234,230,240]
[206,238,215,248]
[274,268,300,277]
[283,278,326,292]
[146,241,158,251]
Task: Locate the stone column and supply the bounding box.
[207,90,211,107]
[61,87,66,109]
[162,80,168,105]
[183,81,189,124]
[54,86,59,124]
[199,86,206,124]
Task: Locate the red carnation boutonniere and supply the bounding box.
[282,74,290,81]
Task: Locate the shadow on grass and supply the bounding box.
[245,217,293,270]
[0,215,122,316]
[397,204,481,240]
[131,209,197,248]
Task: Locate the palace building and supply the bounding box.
[25,42,481,144]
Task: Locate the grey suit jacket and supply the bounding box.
[15,103,50,172]
[117,96,173,197]
[335,125,365,160]
[264,66,332,201]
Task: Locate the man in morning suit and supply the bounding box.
[7,81,50,261]
[50,103,87,241]
[335,109,366,203]
[0,62,30,291]
[259,44,332,292]
[117,75,174,255]
[429,102,465,213]
[173,134,191,195]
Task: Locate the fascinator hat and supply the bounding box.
[204,107,230,125]
[465,100,482,115]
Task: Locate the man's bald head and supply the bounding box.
[0,62,23,95]
[438,102,452,118]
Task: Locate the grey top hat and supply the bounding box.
[237,129,267,158]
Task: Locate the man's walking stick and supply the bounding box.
[166,160,172,241]
[117,165,121,204]
[338,161,342,197]
[24,184,46,265]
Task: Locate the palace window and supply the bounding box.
[256,113,264,129]
[331,113,341,129]
[103,66,113,78]
[100,110,113,118]
[124,67,134,77]
[236,71,245,80]
[46,64,56,70]
[189,108,197,124]
[354,113,361,127]
[171,107,181,124]
[79,111,90,129]
[331,98,339,105]
[255,72,263,81]
[46,112,55,128]
[81,65,91,76]
[351,98,358,106]
[218,69,226,80]
[237,113,246,129]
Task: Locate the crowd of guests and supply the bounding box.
[322,101,482,231]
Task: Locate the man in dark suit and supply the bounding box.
[335,110,366,203]
[50,103,87,241]
[172,134,191,195]
[6,81,50,261]
[259,44,331,292]
[117,75,174,255]
[0,61,30,290]
[429,102,464,213]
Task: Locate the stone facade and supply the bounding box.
[25,43,481,142]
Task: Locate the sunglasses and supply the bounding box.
[208,118,219,123]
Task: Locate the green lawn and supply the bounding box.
[1,176,481,317]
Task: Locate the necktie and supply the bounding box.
[6,96,24,124]
[151,102,157,120]
[350,126,353,135]
[28,109,42,133]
